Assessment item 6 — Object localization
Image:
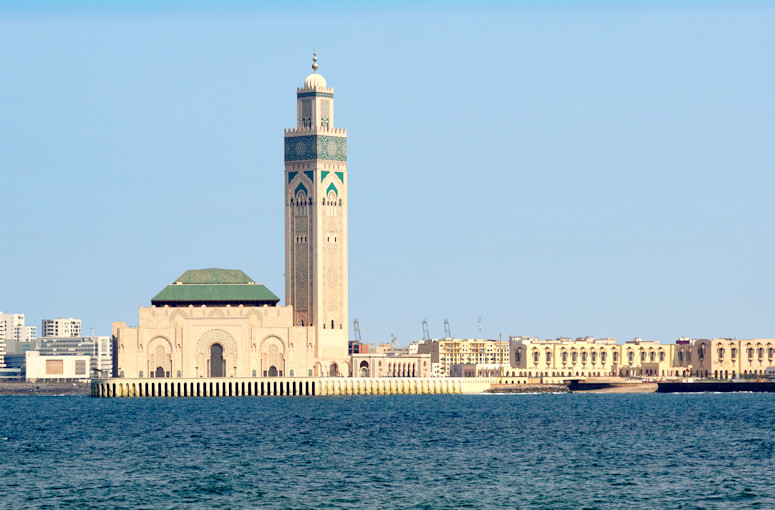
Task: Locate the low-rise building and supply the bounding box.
[35,336,114,378]
[692,338,775,379]
[507,336,775,380]
[41,318,82,337]
[0,312,37,343]
[350,352,432,378]
[25,351,90,381]
[416,338,509,377]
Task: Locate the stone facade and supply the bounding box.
[692,338,775,379]
[113,302,350,379]
[508,336,775,380]
[350,352,432,378]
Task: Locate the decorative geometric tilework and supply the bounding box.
[287,171,298,184]
[335,172,344,183]
[321,171,329,182]
[284,136,347,162]
[196,329,237,357]
[323,214,344,315]
[326,182,338,197]
[303,171,314,182]
[320,100,331,127]
[297,91,334,98]
[292,214,309,312]
[301,100,312,119]
[294,182,308,197]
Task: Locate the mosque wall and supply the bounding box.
[113,305,327,379]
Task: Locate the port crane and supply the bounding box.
[443,319,451,339]
[353,319,362,342]
[422,319,430,341]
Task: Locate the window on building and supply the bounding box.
[640,351,646,362]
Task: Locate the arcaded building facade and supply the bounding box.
[114,57,352,380]
[508,336,775,380]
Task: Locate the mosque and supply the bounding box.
[112,55,430,384]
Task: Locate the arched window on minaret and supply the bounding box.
[295,191,307,217]
[327,191,337,216]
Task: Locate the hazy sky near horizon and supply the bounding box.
[1,1,773,344]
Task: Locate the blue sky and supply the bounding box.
[1,1,773,344]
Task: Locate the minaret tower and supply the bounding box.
[284,53,348,359]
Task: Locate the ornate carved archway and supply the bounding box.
[196,329,238,377]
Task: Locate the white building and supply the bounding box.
[35,336,113,378]
[0,312,37,343]
[41,318,82,337]
[25,351,90,381]
[0,321,5,369]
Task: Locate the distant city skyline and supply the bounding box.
[1,1,773,345]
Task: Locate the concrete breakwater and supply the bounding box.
[487,384,569,394]
[91,376,498,397]
[568,381,658,393]
[0,381,91,396]
[657,381,775,393]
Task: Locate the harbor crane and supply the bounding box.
[443,319,451,339]
[353,319,362,342]
[422,319,430,341]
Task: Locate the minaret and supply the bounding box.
[284,53,348,358]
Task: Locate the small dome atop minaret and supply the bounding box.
[303,51,327,89]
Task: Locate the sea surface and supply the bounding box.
[1,393,774,509]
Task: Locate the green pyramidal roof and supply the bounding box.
[151,268,280,307]
[175,269,255,284]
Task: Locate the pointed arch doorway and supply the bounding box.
[210,344,225,377]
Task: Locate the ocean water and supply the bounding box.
[1,393,774,509]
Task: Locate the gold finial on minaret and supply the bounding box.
[312,51,318,72]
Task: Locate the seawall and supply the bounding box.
[657,381,775,393]
[91,376,498,397]
[0,381,91,396]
